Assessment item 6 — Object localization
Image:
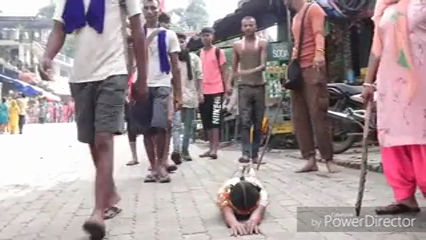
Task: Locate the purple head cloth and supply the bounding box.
[62,0,105,34]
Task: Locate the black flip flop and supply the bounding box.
[104,206,122,220]
[166,165,178,173]
[238,156,250,163]
[143,173,157,183]
[210,154,218,160]
[171,152,182,165]
[82,221,106,240]
[158,175,171,183]
[126,161,139,166]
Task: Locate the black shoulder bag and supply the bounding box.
[284,4,312,91]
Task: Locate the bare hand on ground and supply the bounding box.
[230,222,247,236]
[245,220,261,234]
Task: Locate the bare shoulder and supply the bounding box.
[233,40,242,51]
[259,38,268,48]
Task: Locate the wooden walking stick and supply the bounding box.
[355,101,373,216]
[256,96,283,170]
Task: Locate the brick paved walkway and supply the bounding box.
[0,124,425,240]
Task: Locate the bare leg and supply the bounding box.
[200,129,213,157]
[162,129,177,171]
[126,141,139,165]
[155,129,170,182]
[86,132,116,226]
[210,128,220,157]
[143,135,157,171]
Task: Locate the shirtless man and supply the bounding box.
[231,16,268,164]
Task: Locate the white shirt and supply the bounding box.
[146,27,180,87]
[16,98,28,116]
[180,53,203,108]
[53,0,141,83]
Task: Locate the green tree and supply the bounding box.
[37,4,55,18]
[37,4,76,57]
[169,0,209,32]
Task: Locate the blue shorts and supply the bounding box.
[128,86,171,135]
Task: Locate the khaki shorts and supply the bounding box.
[70,75,127,144]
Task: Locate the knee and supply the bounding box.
[94,132,113,151]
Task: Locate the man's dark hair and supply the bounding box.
[144,0,160,4]
[229,179,261,213]
[200,27,215,35]
[21,93,26,98]
[2,97,6,103]
[241,16,256,23]
[158,12,170,24]
[176,32,187,40]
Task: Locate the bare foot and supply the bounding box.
[326,161,340,173]
[295,161,318,173]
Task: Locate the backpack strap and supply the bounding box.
[215,47,226,91]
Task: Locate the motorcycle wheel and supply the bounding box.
[331,119,359,154]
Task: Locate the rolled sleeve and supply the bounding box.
[259,189,269,207]
[168,31,181,53]
[125,0,142,17]
[192,54,203,80]
[52,0,66,23]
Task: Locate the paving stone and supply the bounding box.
[0,124,424,239]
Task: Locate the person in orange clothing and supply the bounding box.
[285,0,338,173]
[8,100,20,134]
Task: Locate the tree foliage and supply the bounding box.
[37,4,55,18]
[169,0,209,31]
[37,4,76,57]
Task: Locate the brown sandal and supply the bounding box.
[375,203,420,215]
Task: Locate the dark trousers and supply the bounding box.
[291,66,333,161]
[238,85,265,158]
[18,115,25,134]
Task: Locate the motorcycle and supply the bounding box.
[327,83,377,154]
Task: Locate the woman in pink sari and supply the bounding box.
[362,0,426,215]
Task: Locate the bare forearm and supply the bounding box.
[222,208,238,227]
[132,31,147,84]
[365,53,380,84]
[43,23,66,60]
[172,68,182,97]
[249,206,266,224]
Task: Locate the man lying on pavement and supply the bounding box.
[217,166,268,236]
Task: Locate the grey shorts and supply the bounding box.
[70,75,127,144]
[128,86,171,135]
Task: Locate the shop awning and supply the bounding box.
[0,73,43,97]
[42,91,61,102]
[187,0,286,51]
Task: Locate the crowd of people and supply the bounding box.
[0,93,75,134]
[38,0,426,239]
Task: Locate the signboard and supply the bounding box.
[267,42,290,62]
